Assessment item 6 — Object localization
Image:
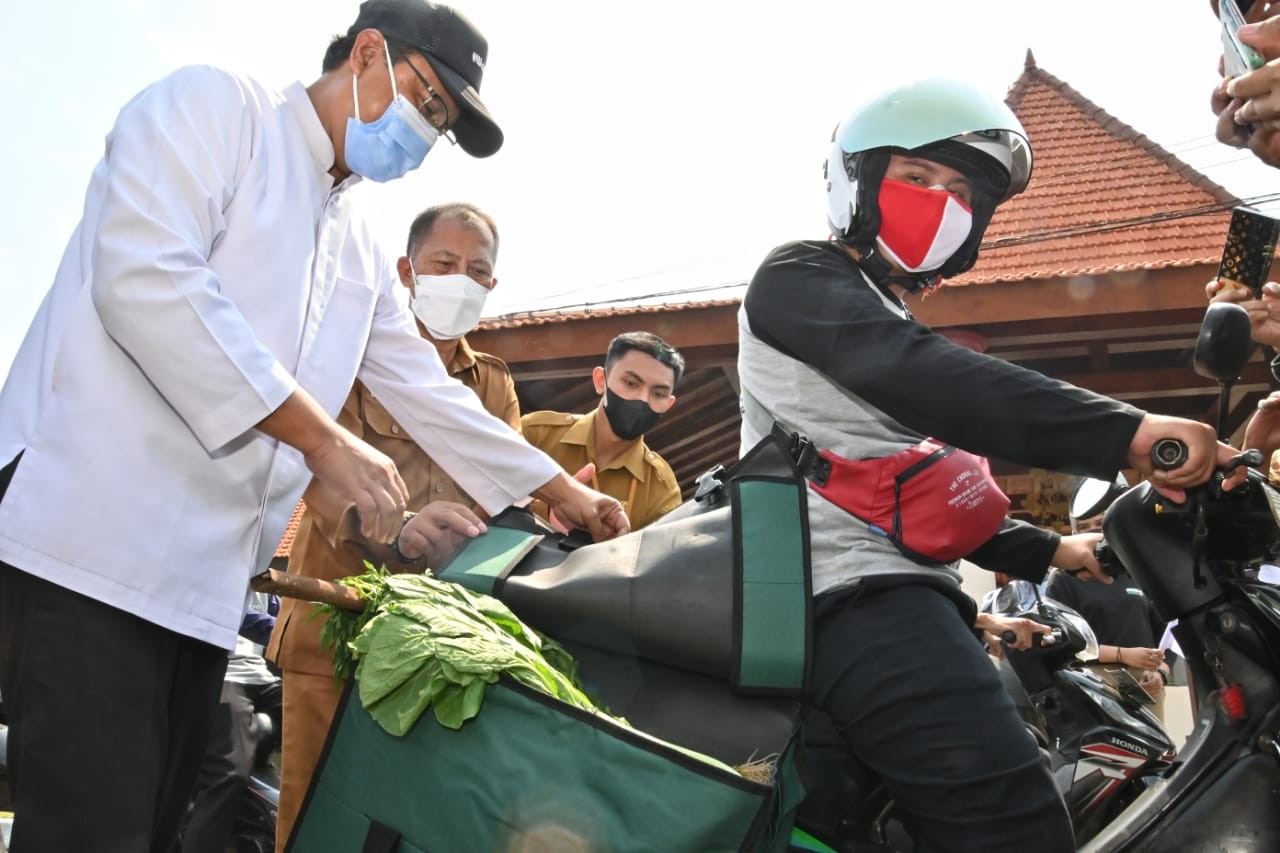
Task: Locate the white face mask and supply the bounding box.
[410,270,491,340]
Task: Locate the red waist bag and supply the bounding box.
[809,438,1010,565]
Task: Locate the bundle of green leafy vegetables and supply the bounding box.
[315,564,751,779]
[318,563,594,734]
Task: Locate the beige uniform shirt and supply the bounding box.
[269,338,520,676]
[521,408,682,531]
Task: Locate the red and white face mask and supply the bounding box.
[874,178,973,273]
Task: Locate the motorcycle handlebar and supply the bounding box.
[1151,439,1188,471]
[1150,441,1266,478]
[1001,628,1062,648]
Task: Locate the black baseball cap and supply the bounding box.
[346,0,502,157]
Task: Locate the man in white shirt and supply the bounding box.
[0,2,627,850]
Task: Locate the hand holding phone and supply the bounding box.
[1222,0,1267,78]
[1217,206,1280,298]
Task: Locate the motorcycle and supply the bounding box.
[173,706,280,853]
[1076,302,1280,850]
[790,301,1280,852]
[993,580,1176,845]
[227,709,280,853]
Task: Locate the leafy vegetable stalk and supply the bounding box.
[315,563,744,777]
[318,565,598,733]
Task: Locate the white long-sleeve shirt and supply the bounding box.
[0,66,560,649]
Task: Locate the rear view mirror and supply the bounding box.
[992,579,1039,616]
[1194,301,1256,382]
[1070,476,1127,525]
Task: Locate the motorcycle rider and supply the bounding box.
[1048,476,1172,718]
[737,77,1236,851]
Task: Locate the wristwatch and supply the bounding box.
[390,513,425,565]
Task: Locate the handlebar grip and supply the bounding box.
[1001,630,1018,644]
[1151,439,1189,471]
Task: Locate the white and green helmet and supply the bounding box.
[825,77,1033,285]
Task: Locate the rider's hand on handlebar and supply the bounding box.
[1053,532,1111,584]
[1128,414,1240,500]
[975,613,1048,654]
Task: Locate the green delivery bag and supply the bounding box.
[287,435,810,851]
[288,676,802,853]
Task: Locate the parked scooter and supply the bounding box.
[227,710,280,853]
[1076,302,1280,850]
[174,708,280,853]
[790,301,1280,852]
[993,580,1176,845]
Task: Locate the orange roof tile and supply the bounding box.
[479,298,740,331]
[273,500,307,561]
[480,55,1239,325]
[953,51,1239,286]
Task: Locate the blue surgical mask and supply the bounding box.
[344,42,439,183]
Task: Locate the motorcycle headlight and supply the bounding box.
[1042,599,1100,662]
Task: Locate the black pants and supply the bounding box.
[181,677,282,853]
[0,457,228,853]
[810,579,1074,853]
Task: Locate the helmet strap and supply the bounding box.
[846,150,889,245]
[846,240,940,294]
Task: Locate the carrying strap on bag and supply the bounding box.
[728,445,812,695]
[739,386,831,485]
[361,821,401,853]
[741,386,1008,566]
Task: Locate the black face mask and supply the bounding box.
[602,386,663,441]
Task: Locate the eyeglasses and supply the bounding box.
[401,56,458,147]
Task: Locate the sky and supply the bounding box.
[4,0,1280,376]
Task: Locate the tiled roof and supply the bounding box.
[952,51,1239,286]
[479,298,740,331]
[273,500,306,561]
[479,54,1238,326]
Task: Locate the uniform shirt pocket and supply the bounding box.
[361,383,413,442]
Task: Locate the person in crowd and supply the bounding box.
[182,593,283,853]
[1206,273,1280,465]
[267,200,518,848]
[523,332,685,530]
[1207,3,1280,467]
[737,76,1235,851]
[0,2,627,849]
[1046,477,1172,719]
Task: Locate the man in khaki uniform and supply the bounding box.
[267,202,516,849]
[522,332,685,531]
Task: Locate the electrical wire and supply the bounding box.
[985,191,1280,249]
[496,135,1280,313]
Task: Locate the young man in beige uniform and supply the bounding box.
[522,332,684,531]
[267,202,517,848]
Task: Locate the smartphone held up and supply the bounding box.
[1220,0,1266,78]
[1217,206,1280,298]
